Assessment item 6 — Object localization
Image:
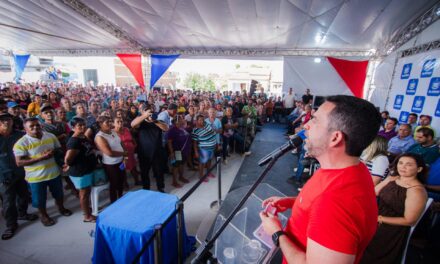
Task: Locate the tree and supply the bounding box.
[183,72,217,91]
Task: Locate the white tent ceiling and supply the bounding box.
[0,0,438,55]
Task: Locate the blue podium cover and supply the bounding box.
[93,190,194,264]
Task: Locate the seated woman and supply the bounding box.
[360,153,428,264]
[361,136,390,185]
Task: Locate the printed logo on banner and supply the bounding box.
[393,95,404,110]
[436,99,440,117]
[399,111,410,123]
[401,63,412,79]
[428,77,440,96]
[421,59,436,78]
[406,79,418,95]
[411,96,425,113]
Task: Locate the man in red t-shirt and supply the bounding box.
[260,95,381,264]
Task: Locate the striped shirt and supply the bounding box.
[13,132,61,183]
[192,123,217,150]
[361,155,389,180]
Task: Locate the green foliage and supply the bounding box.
[183,72,217,91]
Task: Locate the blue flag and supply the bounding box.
[150,54,180,88]
[13,53,30,83]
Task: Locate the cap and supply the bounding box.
[168,103,178,110]
[0,112,13,120]
[7,101,18,108]
[40,103,54,113]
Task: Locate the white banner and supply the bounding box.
[386,50,440,133]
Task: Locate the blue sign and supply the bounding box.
[401,63,412,79]
[406,79,418,95]
[399,111,410,123]
[428,77,440,96]
[411,96,425,113]
[421,59,436,78]
[436,99,440,117]
[393,95,404,110]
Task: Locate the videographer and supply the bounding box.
[260,95,381,264]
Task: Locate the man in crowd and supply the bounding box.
[407,113,418,133]
[13,118,72,226]
[377,117,398,140]
[260,95,381,263]
[283,87,296,118]
[387,124,416,156]
[302,88,313,105]
[414,114,436,137]
[408,127,439,165]
[7,101,24,130]
[0,113,38,240]
[131,105,168,192]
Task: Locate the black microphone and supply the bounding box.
[258,130,306,166]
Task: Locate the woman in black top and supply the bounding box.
[64,117,97,222]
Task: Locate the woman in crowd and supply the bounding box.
[113,116,141,186]
[361,153,428,264]
[27,94,42,117]
[64,117,97,222]
[94,116,126,203]
[60,98,75,121]
[167,115,191,188]
[361,136,390,185]
[48,92,60,109]
[126,104,139,126]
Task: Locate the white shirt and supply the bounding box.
[284,93,296,108]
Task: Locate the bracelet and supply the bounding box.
[378,215,383,225]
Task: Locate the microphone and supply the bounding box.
[258,130,307,166]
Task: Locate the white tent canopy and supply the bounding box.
[0,0,437,55]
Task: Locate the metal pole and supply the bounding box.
[216,156,222,207]
[153,224,163,264]
[176,201,184,264]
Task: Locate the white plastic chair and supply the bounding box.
[401,197,433,264]
[91,182,110,216]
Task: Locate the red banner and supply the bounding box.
[327,57,369,98]
[116,53,145,88]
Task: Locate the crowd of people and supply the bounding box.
[0,81,295,240]
[0,81,439,263]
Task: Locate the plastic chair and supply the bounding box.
[91,183,110,216]
[401,197,433,264]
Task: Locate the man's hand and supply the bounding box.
[142,109,152,119]
[262,196,295,213]
[40,149,54,160]
[259,211,282,236]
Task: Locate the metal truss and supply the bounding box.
[399,39,440,58]
[58,0,143,50]
[379,2,440,57]
[28,48,374,57]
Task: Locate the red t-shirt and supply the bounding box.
[283,163,378,264]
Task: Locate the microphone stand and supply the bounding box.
[191,143,292,263]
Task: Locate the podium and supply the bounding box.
[210,183,289,263]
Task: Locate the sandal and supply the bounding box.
[17,213,38,221]
[172,182,182,188]
[41,217,56,227]
[83,217,96,223]
[59,208,73,217]
[1,226,17,240]
[179,177,189,183]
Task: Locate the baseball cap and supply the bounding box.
[7,101,18,108]
[40,103,54,113]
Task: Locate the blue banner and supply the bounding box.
[401,63,412,79]
[13,53,30,83]
[411,96,425,113]
[428,77,440,96]
[421,59,435,78]
[399,111,410,123]
[393,95,404,110]
[150,54,180,88]
[406,79,418,95]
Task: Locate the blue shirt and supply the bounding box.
[205,117,222,144]
[387,135,416,155]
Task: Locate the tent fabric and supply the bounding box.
[150,54,180,88]
[0,0,437,51]
[13,53,30,83]
[116,53,145,88]
[327,57,369,98]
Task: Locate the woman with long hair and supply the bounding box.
[95,116,126,203]
[360,153,428,264]
[167,115,191,188]
[64,117,97,222]
[361,136,390,185]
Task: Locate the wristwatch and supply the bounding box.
[272,230,285,247]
